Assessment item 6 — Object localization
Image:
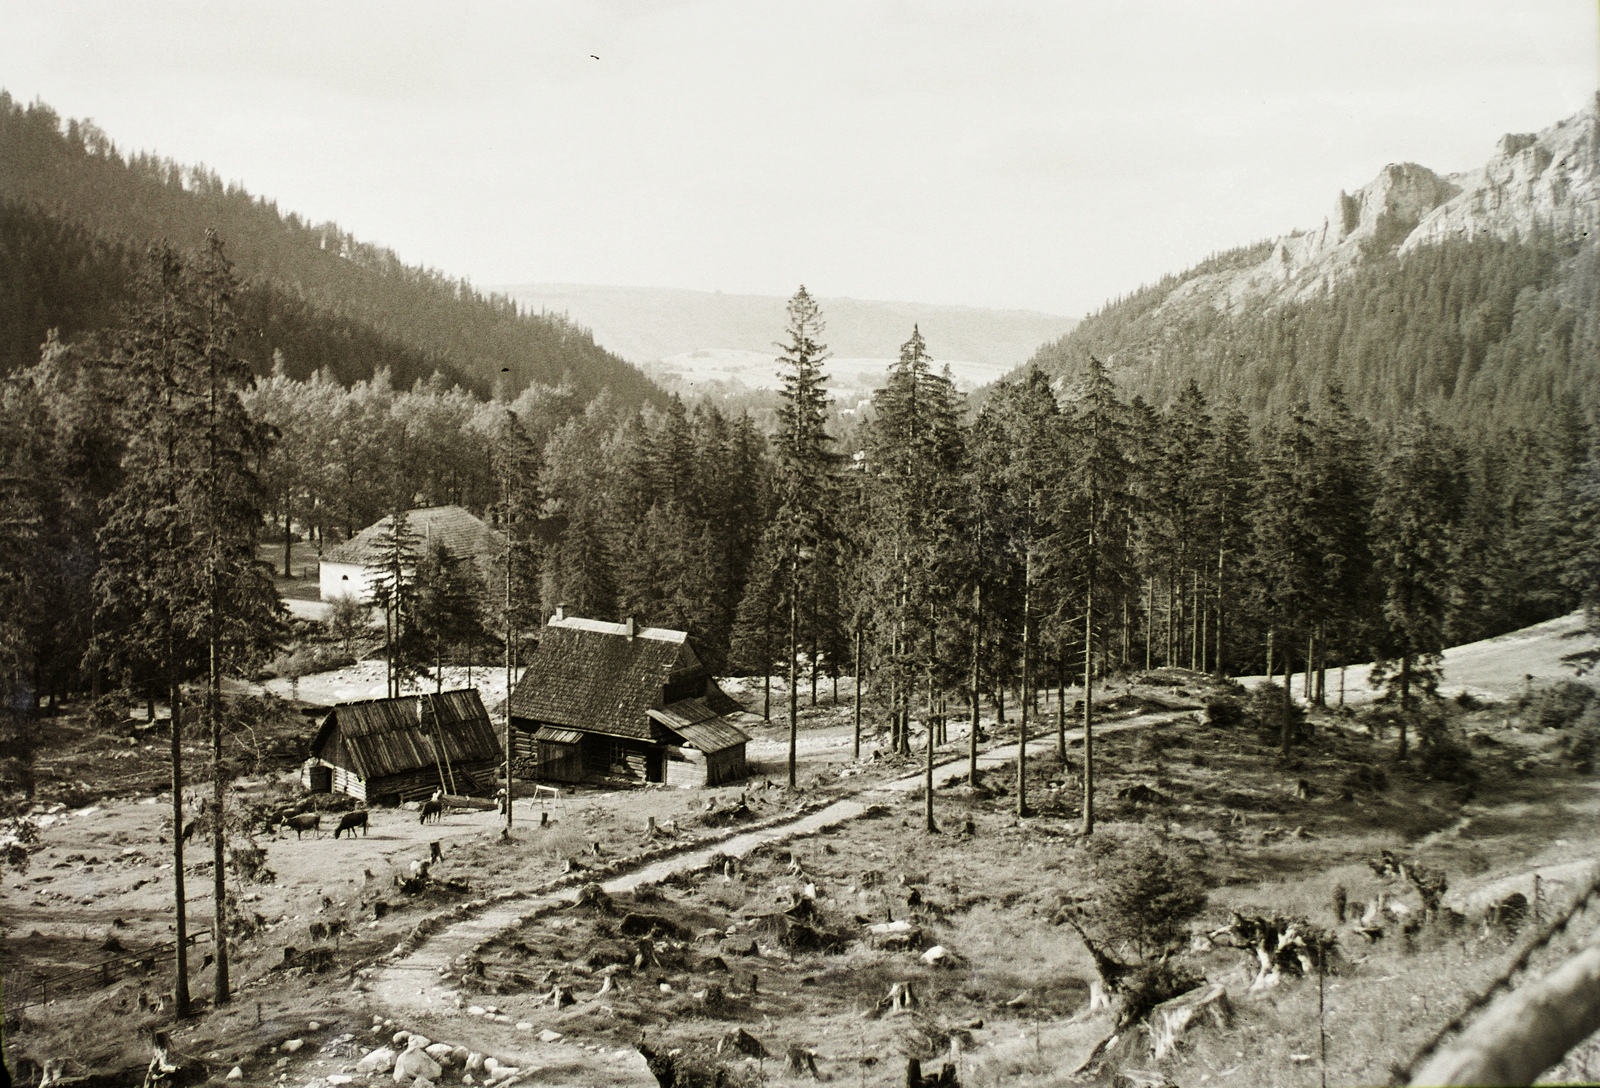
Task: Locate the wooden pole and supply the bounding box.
[1411,944,1600,1087]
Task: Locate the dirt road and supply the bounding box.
[367,714,1170,1086]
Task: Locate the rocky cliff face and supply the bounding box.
[1160,95,1599,315]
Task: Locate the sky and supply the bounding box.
[2,1,1595,317]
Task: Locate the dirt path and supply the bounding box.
[367,714,1171,1085]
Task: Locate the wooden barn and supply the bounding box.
[301,688,502,804]
[508,611,749,788]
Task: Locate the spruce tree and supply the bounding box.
[1369,414,1466,756]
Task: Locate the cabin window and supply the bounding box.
[610,739,630,772]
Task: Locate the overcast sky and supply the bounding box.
[3,1,1595,316]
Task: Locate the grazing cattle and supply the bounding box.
[333,810,369,839]
[286,813,322,839]
[420,799,443,824]
[181,819,197,844]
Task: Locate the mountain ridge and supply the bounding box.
[1156,94,1599,318]
[493,282,1078,391]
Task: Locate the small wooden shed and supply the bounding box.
[302,688,502,804]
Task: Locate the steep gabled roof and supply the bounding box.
[322,505,506,578]
[508,615,747,742]
[311,688,500,779]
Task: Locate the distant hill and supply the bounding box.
[0,93,661,406]
[495,283,1077,395]
[1030,96,1600,430]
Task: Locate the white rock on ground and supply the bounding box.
[355,1046,397,1075]
[282,1039,304,1053]
[226,1068,242,1081]
[392,1047,442,1083]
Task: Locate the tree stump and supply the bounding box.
[1149,983,1231,1059]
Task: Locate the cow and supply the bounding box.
[420,799,443,824]
[285,813,322,839]
[333,810,369,839]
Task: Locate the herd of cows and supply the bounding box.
[276,795,448,840]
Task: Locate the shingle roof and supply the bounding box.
[648,698,750,754]
[311,688,501,780]
[322,506,506,580]
[508,615,744,742]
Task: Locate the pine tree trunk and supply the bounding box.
[283,506,293,579]
[853,625,862,761]
[1017,548,1031,818]
[1081,580,1095,836]
[1214,548,1226,679]
[169,675,190,1017]
[1056,659,1067,761]
[1399,650,1413,757]
[210,640,229,1004]
[788,580,799,789]
[969,582,981,783]
[1280,638,1294,757]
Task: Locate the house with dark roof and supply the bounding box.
[318,505,506,602]
[302,688,502,803]
[508,610,750,788]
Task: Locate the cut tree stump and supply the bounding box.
[786,1045,820,1078]
[1149,983,1231,1059]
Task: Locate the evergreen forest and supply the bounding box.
[2,93,1598,785]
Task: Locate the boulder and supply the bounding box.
[423,1042,454,1064]
[392,1047,442,1083]
[281,1039,304,1053]
[354,1046,397,1075]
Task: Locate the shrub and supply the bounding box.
[1116,961,1205,1029]
[1340,763,1388,794]
[1082,832,1208,961]
[1205,698,1244,728]
[1245,683,1308,744]
[1519,681,1596,730]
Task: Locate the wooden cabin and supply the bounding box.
[301,688,502,804]
[508,611,749,787]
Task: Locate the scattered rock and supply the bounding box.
[354,1046,396,1075]
[392,1031,411,1047]
[226,1068,243,1081]
[281,1039,304,1053]
[392,1045,442,1083]
[516,1021,533,1031]
[539,1029,563,1043]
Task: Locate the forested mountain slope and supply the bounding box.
[1031,97,1600,430]
[0,93,661,405]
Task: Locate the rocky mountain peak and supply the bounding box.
[1158,96,1600,317]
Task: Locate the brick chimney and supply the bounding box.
[551,603,567,624]
[624,615,636,640]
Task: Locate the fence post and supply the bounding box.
[1411,945,1600,1086]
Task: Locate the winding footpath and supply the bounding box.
[367,713,1176,1085]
